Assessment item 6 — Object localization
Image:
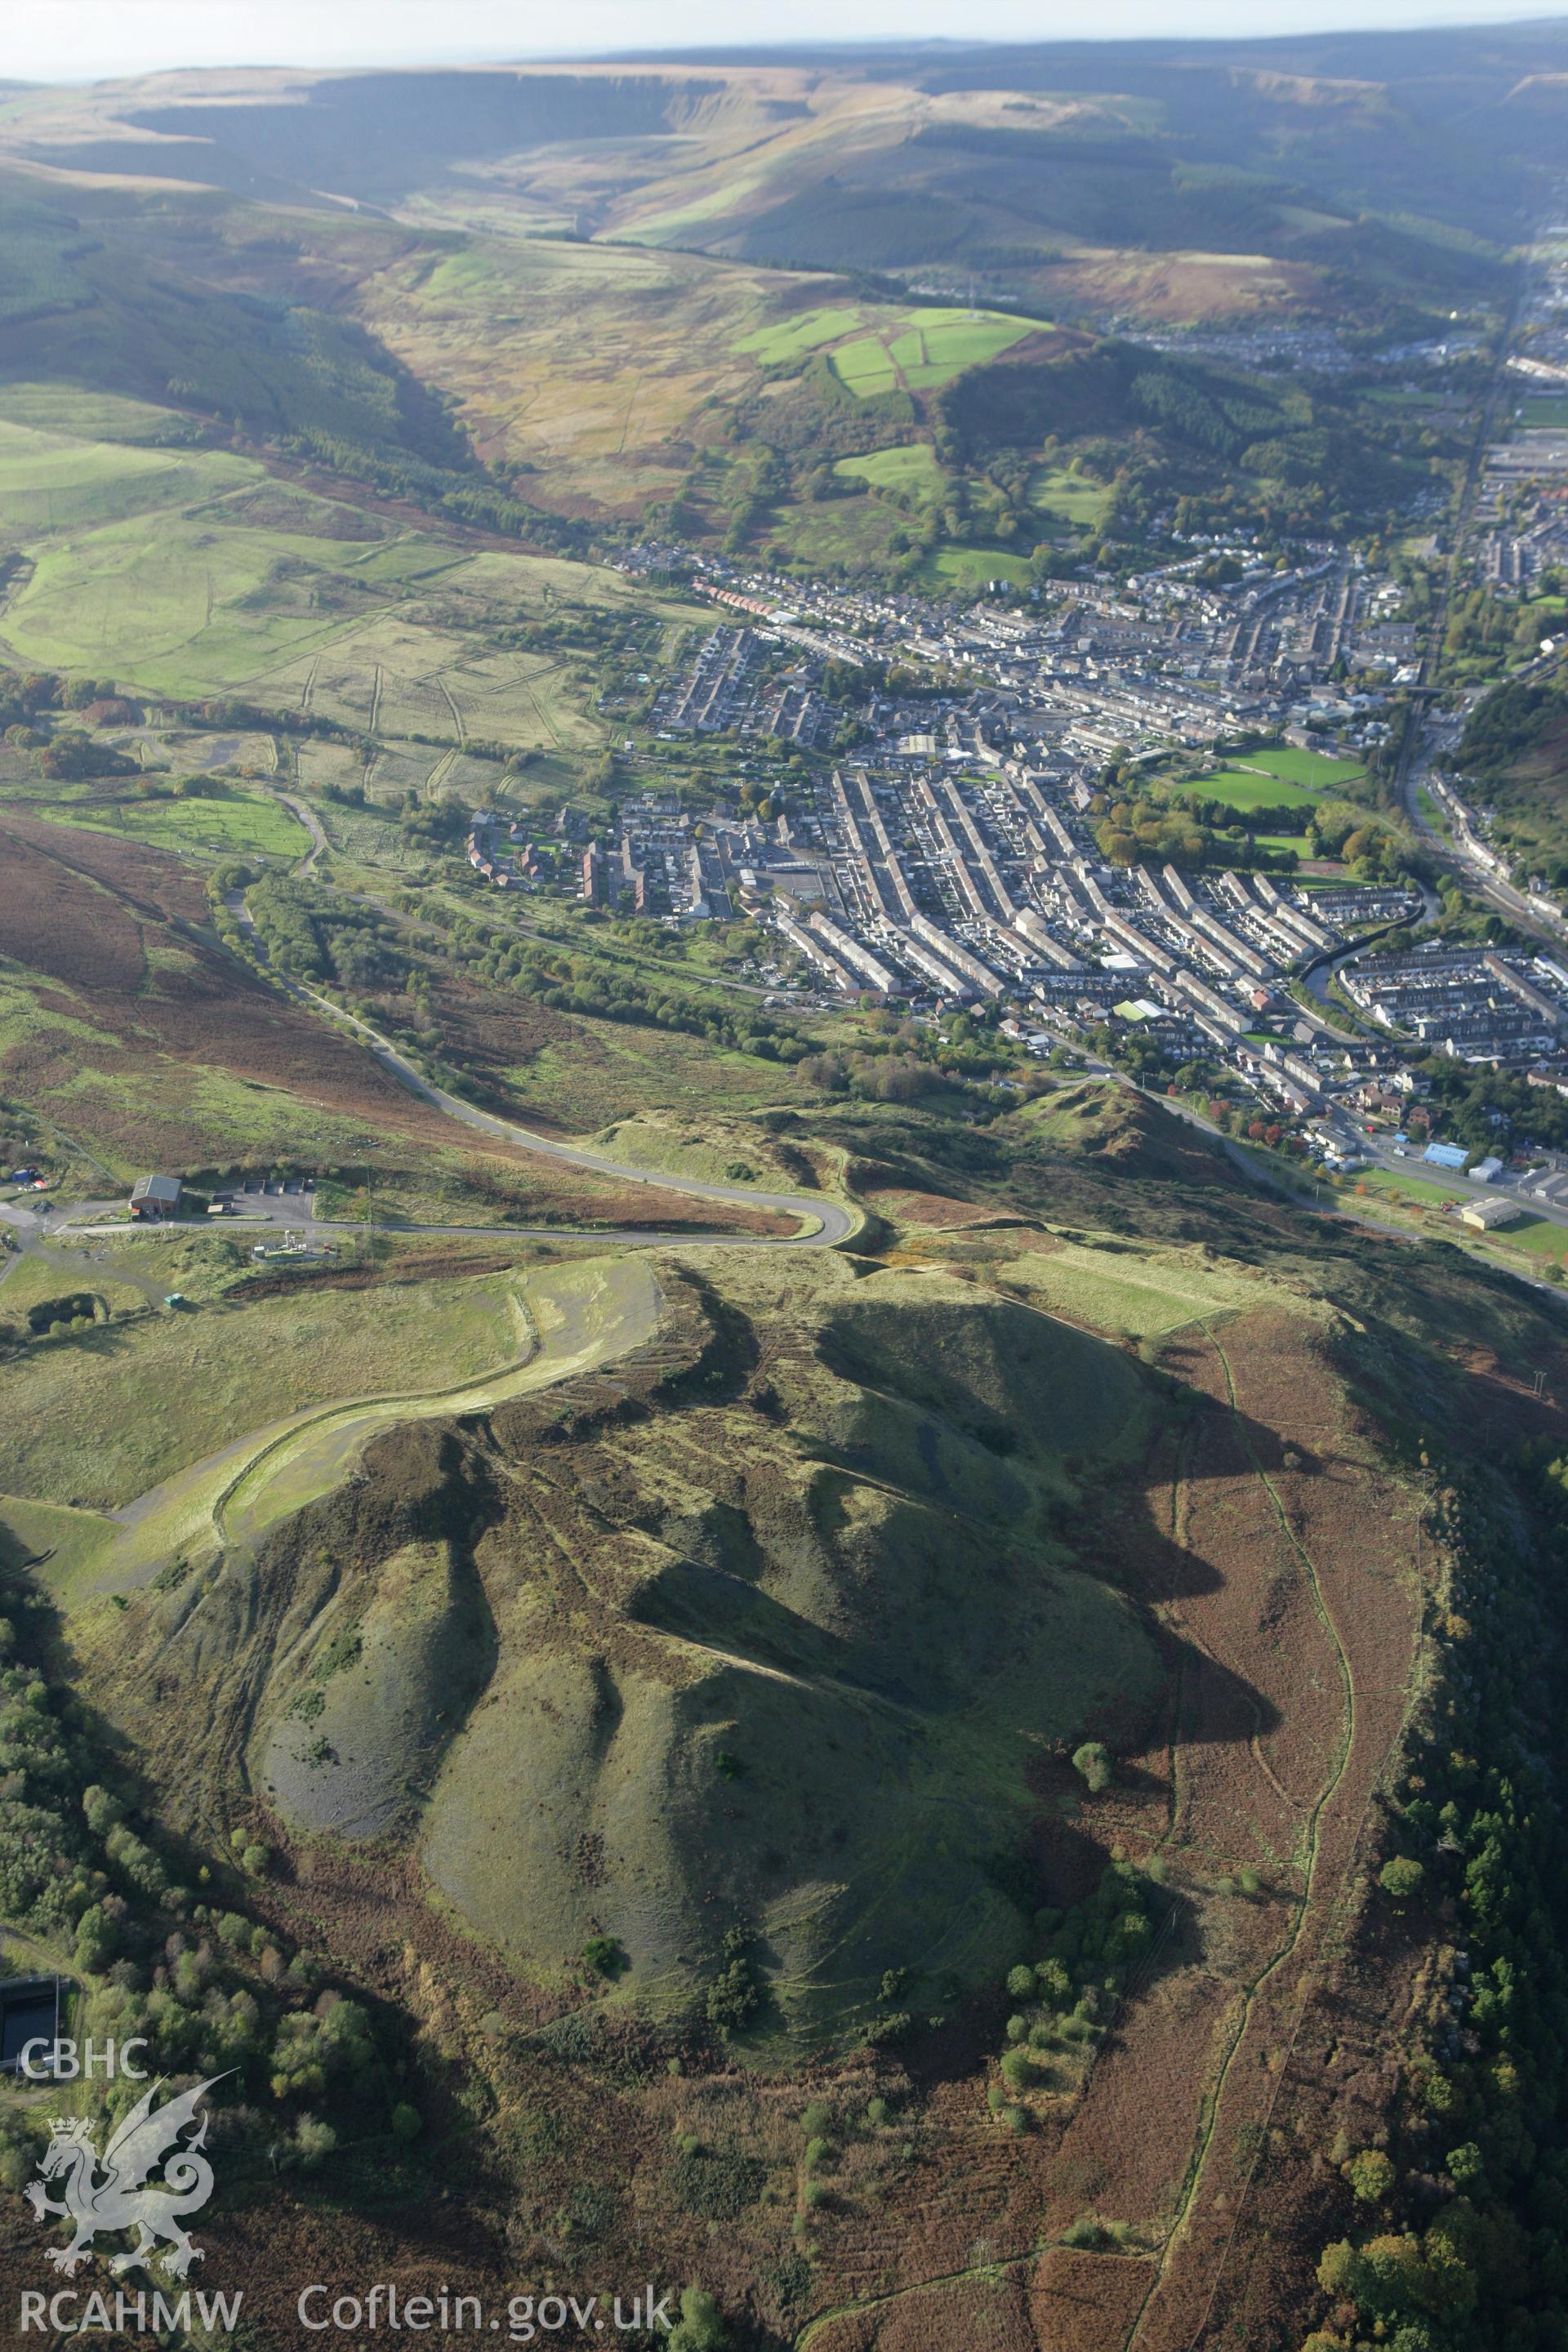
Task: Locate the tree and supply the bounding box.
[1343,2147,1396,2203]
[668,2287,728,2351]
[1072,1742,1114,1794]
[1036,1958,1071,2003]
[1379,1855,1424,1901]
[292,2116,337,2172]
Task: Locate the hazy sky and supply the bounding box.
[11,0,1568,82]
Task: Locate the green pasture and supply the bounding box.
[0,409,691,718]
[919,543,1031,592]
[737,305,867,366]
[25,788,310,862]
[733,301,1043,401]
[885,306,1036,387]
[829,335,901,396]
[1249,832,1312,857]
[0,416,252,539]
[1,514,359,691]
[0,456,460,695]
[1491,1212,1568,1263]
[1029,465,1111,529]
[1352,1166,1468,1207]
[0,380,199,445]
[1242,745,1367,787]
[834,443,944,497]
[1195,765,1318,812]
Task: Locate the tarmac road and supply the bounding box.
[216,889,854,1247]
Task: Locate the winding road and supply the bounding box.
[218,889,857,1250]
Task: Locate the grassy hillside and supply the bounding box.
[0,29,1544,332]
[66,1250,1163,2038]
[0,383,714,723]
[0,131,1450,585]
[3,1055,1568,2344]
[0,809,804,1235]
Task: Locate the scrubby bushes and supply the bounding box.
[986,1863,1159,2122]
[706,1924,762,2038]
[1072,1740,1114,1794]
[667,2287,729,2351]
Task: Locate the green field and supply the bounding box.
[743,301,1036,400]
[1196,766,1319,812]
[1030,465,1111,529]
[829,334,902,396]
[1250,831,1312,856]
[23,787,310,863]
[1354,1165,1468,1207]
[1241,745,1367,787]
[1185,739,1366,820]
[885,307,1039,387]
[0,413,468,693]
[834,443,945,497]
[737,304,867,366]
[0,381,198,444]
[1493,1213,1568,1263]
[0,415,252,537]
[920,544,1032,592]
[0,408,697,751]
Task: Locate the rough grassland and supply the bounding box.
[19,785,310,864]
[0,1268,523,1508]
[0,813,804,1238]
[0,406,702,732]
[998,1238,1264,1336]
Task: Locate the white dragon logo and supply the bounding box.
[24,2076,226,2279]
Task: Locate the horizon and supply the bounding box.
[11,0,1568,84]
